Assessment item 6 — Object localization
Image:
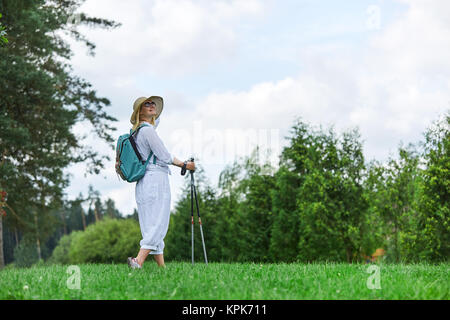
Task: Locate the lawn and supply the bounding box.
[0,262,448,300]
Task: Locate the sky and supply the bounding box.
[63,0,450,216]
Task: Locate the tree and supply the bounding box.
[212,160,246,261]
[0,0,120,267]
[165,162,218,262]
[268,165,302,262]
[269,119,309,262]
[163,113,449,263]
[273,118,368,263]
[104,199,122,219]
[361,159,389,261]
[87,185,102,223]
[297,126,368,262]
[0,191,6,267]
[373,144,421,262]
[234,147,276,262]
[0,13,7,44]
[0,11,9,268]
[414,112,450,261]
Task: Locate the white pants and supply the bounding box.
[135,167,171,255]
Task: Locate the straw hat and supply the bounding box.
[130,96,164,125]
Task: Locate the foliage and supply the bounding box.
[68,218,141,264]
[360,160,389,259]
[268,120,369,262]
[164,163,220,262]
[0,13,7,44]
[233,147,276,262]
[413,113,450,261]
[268,166,302,262]
[49,230,81,265]
[163,112,449,264]
[13,239,39,268]
[369,145,422,262]
[0,0,119,267]
[9,110,443,265]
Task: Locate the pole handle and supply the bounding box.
[181,157,195,176]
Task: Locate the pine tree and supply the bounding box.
[0,0,120,267]
[235,147,276,262]
[269,119,308,262]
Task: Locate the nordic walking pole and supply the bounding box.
[191,167,208,265]
[190,165,194,265]
[182,157,208,265]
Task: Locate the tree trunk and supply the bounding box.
[394,220,399,263]
[81,208,86,230]
[14,228,19,248]
[346,247,352,263]
[0,215,4,269]
[34,211,42,261]
[60,211,67,235]
[94,207,99,222]
[91,199,100,223]
[36,236,42,261]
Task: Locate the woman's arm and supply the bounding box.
[172,156,195,171]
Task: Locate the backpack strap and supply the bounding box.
[144,151,154,166]
[128,133,144,163]
[131,123,156,165]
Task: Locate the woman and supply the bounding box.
[126,96,195,269]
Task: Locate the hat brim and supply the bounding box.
[130,96,164,125]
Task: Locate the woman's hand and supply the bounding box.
[186,161,195,171]
[172,157,195,171]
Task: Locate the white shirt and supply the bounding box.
[134,118,173,175]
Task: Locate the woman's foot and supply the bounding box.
[127,257,142,269]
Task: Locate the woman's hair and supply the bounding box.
[132,104,156,131]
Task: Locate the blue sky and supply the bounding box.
[64,0,449,215]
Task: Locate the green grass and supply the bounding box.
[0,262,448,300]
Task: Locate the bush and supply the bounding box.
[68,218,141,264]
[50,231,82,265]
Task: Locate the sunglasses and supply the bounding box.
[143,101,156,108]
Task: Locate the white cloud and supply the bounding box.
[64,0,268,215]
[357,0,450,136]
[176,0,450,166]
[64,0,450,217]
[72,0,265,77]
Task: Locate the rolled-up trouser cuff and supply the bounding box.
[140,245,163,255]
[140,239,164,255]
[140,245,157,250]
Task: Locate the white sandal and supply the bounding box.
[127,257,142,269]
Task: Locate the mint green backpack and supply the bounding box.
[115,123,156,182]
